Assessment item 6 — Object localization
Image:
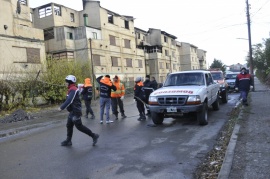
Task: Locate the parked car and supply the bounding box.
[225,72,239,92]
[209,69,229,103]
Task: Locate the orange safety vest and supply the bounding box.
[111,81,125,98]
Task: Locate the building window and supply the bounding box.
[159,62,164,69]
[70,13,75,22]
[166,63,170,69]
[111,57,118,67]
[39,5,61,18]
[19,0,27,5]
[165,50,168,56]
[44,28,54,40]
[172,51,175,58]
[173,64,177,70]
[125,58,132,67]
[53,51,74,60]
[138,59,143,68]
[164,36,167,43]
[108,14,113,24]
[124,39,131,48]
[92,54,101,66]
[26,48,40,63]
[67,32,73,40]
[109,35,116,46]
[137,33,140,39]
[124,20,129,29]
[92,32,97,39]
[54,6,61,16]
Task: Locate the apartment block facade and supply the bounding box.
[31,0,145,87]
[0,0,46,79]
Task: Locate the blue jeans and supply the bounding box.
[100,97,111,121]
[240,90,248,103]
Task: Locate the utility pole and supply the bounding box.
[89,38,96,100]
[246,0,255,91]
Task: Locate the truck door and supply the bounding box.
[205,73,215,104]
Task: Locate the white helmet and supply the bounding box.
[65,75,76,83]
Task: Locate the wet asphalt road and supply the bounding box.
[0,93,240,179]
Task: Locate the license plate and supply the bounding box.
[167,107,177,112]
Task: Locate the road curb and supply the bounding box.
[218,102,243,179]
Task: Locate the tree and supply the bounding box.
[209,59,226,72]
[252,38,270,81]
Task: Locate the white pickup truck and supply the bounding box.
[148,70,220,125]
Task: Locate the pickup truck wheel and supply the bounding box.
[221,90,228,103]
[197,103,208,125]
[212,95,220,111]
[152,112,164,125]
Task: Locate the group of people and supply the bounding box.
[58,74,158,147]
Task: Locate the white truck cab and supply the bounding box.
[148,70,220,125]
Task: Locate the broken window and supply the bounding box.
[166,63,170,69]
[126,58,132,67]
[109,35,116,46]
[159,62,164,69]
[19,0,27,5]
[44,28,54,40]
[54,6,61,16]
[124,20,129,29]
[164,36,167,43]
[137,33,140,39]
[111,57,118,67]
[108,14,113,24]
[26,48,40,63]
[70,13,75,22]
[165,49,168,56]
[124,39,131,48]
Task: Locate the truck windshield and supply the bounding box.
[211,73,223,80]
[164,73,205,86]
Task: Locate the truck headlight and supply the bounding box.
[149,96,158,105]
[220,83,225,88]
[186,95,201,105]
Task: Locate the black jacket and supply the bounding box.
[60,84,82,116]
[81,86,93,101]
[96,76,117,98]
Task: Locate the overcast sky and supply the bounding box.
[29,0,270,66]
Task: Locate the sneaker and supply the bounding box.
[100,121,103,124]
[106,120,114,124]
[121,114,127,118]
[61,140,72,146]
[137,117,142,121]
[92,134,99,146]
[90,115,95,119]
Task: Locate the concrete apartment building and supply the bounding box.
[197,49,207,70]
[31,0,145,86]
[0,0,46,79]
[135,28,181,83]
[180,42,201,71]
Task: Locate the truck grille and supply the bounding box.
[157,96,188,105]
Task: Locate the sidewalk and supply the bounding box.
[219,77,270,179]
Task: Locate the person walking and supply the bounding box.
[96,75,117,124]
[134,77,146,121]
[111,75,127,120]
[235,67,254,106]
[58,75,99,146]
[81,78,95,119]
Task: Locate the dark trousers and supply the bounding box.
[111,97,124,116]
[66,113,95,141]
[136,100,145,116]
[84,99,94,116]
